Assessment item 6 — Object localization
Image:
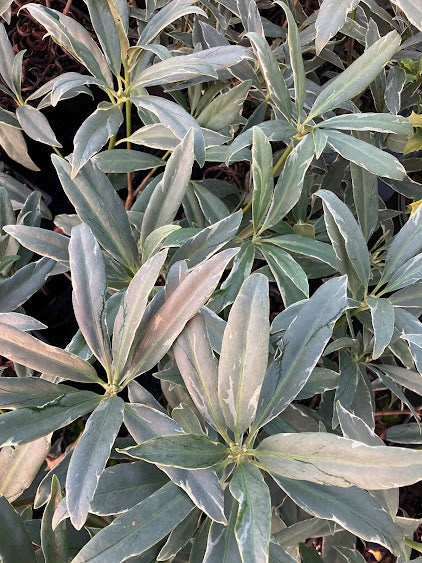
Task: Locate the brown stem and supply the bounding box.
[62,0,73,15]
[375,406,422,418]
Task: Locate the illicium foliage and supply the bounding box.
[0,0,421,561]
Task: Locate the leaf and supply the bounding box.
[300,544,324,563]
[0,312,47,332]
[0,257,55,313]
[41,475,68,563]
[307,31,401,120]
[0,377,76,409]
[0,391,102,447]
[132,56,218,89]
[157,507,200,561]
[315,0,360,54]
[229,462,271,563]
[0,435,51,502]
[0,323,102,384]
[204,489,242,562]
[0,495,36,562]
[16,105,61,147]
[197,81,250,132]
[140,129,194,246]
[124,403,226,523]
[90,460,168,516]
[3,225,69,265]
[252,128,273,231]
[253,276,348,429]
[256,432,422,489]
[69,223,112,371]
[387,423,422,444]
[264,235,337,269]
[92,149,164,173]
[325,130,406,180]
[73,482,194,563]
[173,311,226,431]
[51,156,139,272]
[375,364,422,397]
[317,113,413,136]
[351,163,378,243]
[112,250,167,378]
[390,0,421,31]
[218,274,269,439]
[261,134,315,231]
[66,395,124,530]
[0,123,40,171]
[0,23,14,91]
[366,296,395,359]
[317,189,370,295]
[192,181,230,225]
[125,248,238,381]
[246,32,292,121]
[276,1,306,119]
[71,103,123,177]
[123,434,228,469]
[394,307,422,373]
[384,253,422,292]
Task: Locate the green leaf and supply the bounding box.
[204,489,242,562]
[123,434,228,469]
[300,544,324,563]
[125,248,238,381]
[252,128,274,231]
[394,307,422,373]
[71,103,123,178]
[0,495,36,562]
[0,391,102,447]
[92,149,164,173]
[0,23,15,92]
[16,105,61,147]
[307,31,401,120]
[41,475,68,563]
[317,189,370,295]
[157,507,200,561]
[218,274,269,439]
[276,1,306,120]
[325,130,406,180]
[3,225,69,265]
[73,482,194,562]
[173,311,226,431]
[351,163,378,243]
[315,0,362,54]
[69,223,112,371]
[51,156,140,272]
[264,234,337,269]
[90,460,168,516]
[229,462,271,563]
[140,129,194,246]
[366,296,395,358]
[256,432,422,489]
[246,32,292,121]
[197,80,250,132]
[253,276,348,429]
[0,377,76,409]
[387,423,422,444]
[66,395,124,530]
[112,250,167,378]
[0,312,46,332]
[389,0,421,31]
[317,113,413,136]
[384,253,422,292]
[0,435,51,503]
[261,134,315,231]
[0,323,102,384]
[376,363,422,396]
[132,56,218,89]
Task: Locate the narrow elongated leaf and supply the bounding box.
[41,475,68,563]
[71,103,123,177]
[173,311,225,430]
[197,80,250,132]
[73,482,194,563]
[317,189,370,293]
[0,312,46,332]
[387,423,422,444]
[376,364,422,396]
[0,377,76,409]
[246,32,292,121]
[351,163,378,243]
[85,0,123,76]
[0,23,14,91]
[265,234,337,269]
[16,105,61,147]
[69,223,112,371]
[0,257,55,313]
[157,507,200,561]
[124,403,226,523]
[66,395,124,530]
[256,432,422,489]
[308,31,401,120]
[90,460,168,516]
[261,134,315,231]
[367,296,395,359]
[318,113,413,135]
[112,250,167,378]
[133,56,217,89]
[0,123,40,171]
[92,149,164,173]
[0,435,51,502]
[0,391,102,446]
[254,276,348,429]
[0,495,36,563]
[315,0,360,54]
[229,462,271,563]
[276,1,306,119]
[394,307,422,373]
[126,248,238,380]
[390,0,421,30]
[3,225,69,264]
[0,323,102,384]
[326,130,406,180]
[52,156,139,272]
[384,253,422,292]
[218,274,269,439]
[140,129,194,246]
[123,434,228,469]
[204,489,242,562]
[252,128,273,231]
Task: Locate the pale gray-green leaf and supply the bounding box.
[16,105,61,147]
[315,0,360,54]
[366,296,395,359]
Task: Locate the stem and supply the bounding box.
[375,406,422,418]
[127,150,171,210]
[52,146,64,158]
[273,142,293,175]
[108,135,117,150]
